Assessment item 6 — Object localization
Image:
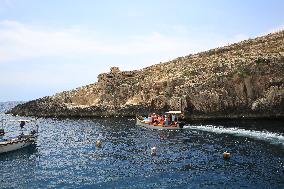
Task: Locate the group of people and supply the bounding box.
[146,113,178,126]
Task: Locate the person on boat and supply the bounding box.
[157,115,161,123]
[174,119,178,126]
[167,115,172,126]
[151,114,155,124]
[30,129,37,135]
[148,114,152,123]
[172,114,176,123]
[180,113,185,120]
[170,115,172,125]
[161,115,165,125]
[164,115,168,126]
[20,121,25,129]
[0,128,4,136]
[18,132,24,139]
[154,115,159,124]
[155,114,160,124]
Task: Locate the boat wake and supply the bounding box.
[184,125,284,146]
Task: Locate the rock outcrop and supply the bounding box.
[7,31,284,120]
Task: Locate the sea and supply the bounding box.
[0,102,284,189]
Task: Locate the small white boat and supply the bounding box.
[136,111,185,130]
[0,134,36,153]
[0,119,38,154]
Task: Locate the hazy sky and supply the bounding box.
[0,0,283,101]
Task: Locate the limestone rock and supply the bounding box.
[7,30,284,120]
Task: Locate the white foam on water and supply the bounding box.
[185,125,284,146]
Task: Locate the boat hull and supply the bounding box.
[136,117,183,130]
[0,136,36,154]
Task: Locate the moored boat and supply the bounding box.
[136,111,185,130]
[0,119,38,154]
[0,134,36,153]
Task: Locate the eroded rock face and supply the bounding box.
[7,31,284,120]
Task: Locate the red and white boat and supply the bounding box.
[136,111,185,130]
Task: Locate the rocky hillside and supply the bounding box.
[7,31,284,120]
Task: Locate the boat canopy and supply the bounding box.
[9,119,35,122]
[165,111,182,114]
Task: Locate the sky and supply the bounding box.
[0,0,283,102]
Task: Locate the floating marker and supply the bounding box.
[151,147,157,156]
[223,151,231,159]
[96,140,102,148]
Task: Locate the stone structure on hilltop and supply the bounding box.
[7,31,284,120]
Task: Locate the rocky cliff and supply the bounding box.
[7,31,284,120]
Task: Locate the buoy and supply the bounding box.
[223,151,231,159]
[96,140,102,148]
[151,147,157,156]
[184,163,192,169]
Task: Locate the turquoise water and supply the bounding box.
[0,102,284,188]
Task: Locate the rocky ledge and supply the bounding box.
[7,31,284,120]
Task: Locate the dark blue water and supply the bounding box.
[1,102,284,188]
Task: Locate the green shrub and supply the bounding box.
[255,57,269,65]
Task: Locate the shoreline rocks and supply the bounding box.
[7,31,284,120]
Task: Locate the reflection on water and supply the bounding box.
[0,103,284,188]
[0,144,37,161]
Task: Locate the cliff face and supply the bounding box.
[8,31,284,119]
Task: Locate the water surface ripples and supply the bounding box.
[0,104,284,188]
